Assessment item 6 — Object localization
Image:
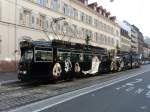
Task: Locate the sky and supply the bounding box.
[88,0,150,37]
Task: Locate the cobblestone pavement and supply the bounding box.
[0,72,17,82]
[0,65,149,112]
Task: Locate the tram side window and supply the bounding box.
[35,50,52,62]
[57,52,71,61]
[101,56,108,62]
[21,50,33,61]
[84,54,92,62]
[71,53,83,62]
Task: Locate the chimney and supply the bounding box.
[106,12,111,18]
[103,9,107,17]
[110,16,116,22]
[97,6,103,15]
[78,0,88,5]
[88,2,98,11]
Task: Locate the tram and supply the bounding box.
[116,51,141,70]
[18,39,107,81]
[18,39,141,82]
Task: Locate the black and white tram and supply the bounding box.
[18,39,107,81]
[116,51,141,70]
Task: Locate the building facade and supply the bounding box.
[122,21,143,54]
[120,28,131,52]
[138,31,144,55]
[0,0,120,72]
[143,43,150,58]
[131,25,138,53]
[143,37,150,59]
[144,36,150,47]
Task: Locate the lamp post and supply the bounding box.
[14,0,18,71]
[130,47,134,68]
[44,17,65,41]
[52,17,65,23]
[85,35,91,50]
[50,17,65,40]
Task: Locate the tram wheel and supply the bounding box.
[118,61,124,72]
[52,62,62,81]
[64,59,73,80]
[110,61,114,72]
[74,62,81,78]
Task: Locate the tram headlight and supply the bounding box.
[19,70,22,74]
[23,70,27,74]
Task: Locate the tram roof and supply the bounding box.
[20,39,106,52]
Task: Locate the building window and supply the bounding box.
[94,32,98,42]
[111,38,114,45]
[51,0,60,11]
[36,16,40,28]
[39,14,46,29]
[85,14,89,24]
[72,24,78,38]
[94,19,97,27]
[69,7,78,20]
[31,16,35,24]
[66,24,73,37]
[69,6,74,17]
[80,11,85,22]
[89,31,93,39]
[101,34,104,43]
[116,30,119,36]
[54,22,61,33]
[37,0,48,6]
[30,12,37,28]
[62,3,69,16]
[46,18,52,32]
[108,37,110,45]
[74,8,78,20]
[85,29,89,38]
[89,16,92,25]
[80,28,85,39]
[22,9,31,27]
[61,21,68,35]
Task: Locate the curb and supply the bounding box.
[0,80,19,86]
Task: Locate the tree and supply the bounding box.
[84,35,91,50]
[85,35,91,46]
[116,42,120,54]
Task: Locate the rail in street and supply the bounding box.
[0,65,149,112]
[40,69,150,112]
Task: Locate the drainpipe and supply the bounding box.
[14,0,17,71]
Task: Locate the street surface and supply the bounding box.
[0,65,148,112]
[0,72,17,82]
[42,68,150,112]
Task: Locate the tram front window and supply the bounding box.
[35,50,52,62]
[21,50,33,61]
[101,56,108,62]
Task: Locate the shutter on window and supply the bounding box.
[35,13,40,29]
[45,16,49,31]
[60,1,63,13]
[19,8,24,25]
[44,16,47,30]
[45,0,48,7]
[31,11,36,28]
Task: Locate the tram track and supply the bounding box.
[0,65,149,111]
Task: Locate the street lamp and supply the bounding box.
[44,17,65,41]
[51,17,66,39]
[53,17,65,23]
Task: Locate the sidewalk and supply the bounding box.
[0,72,18,85]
